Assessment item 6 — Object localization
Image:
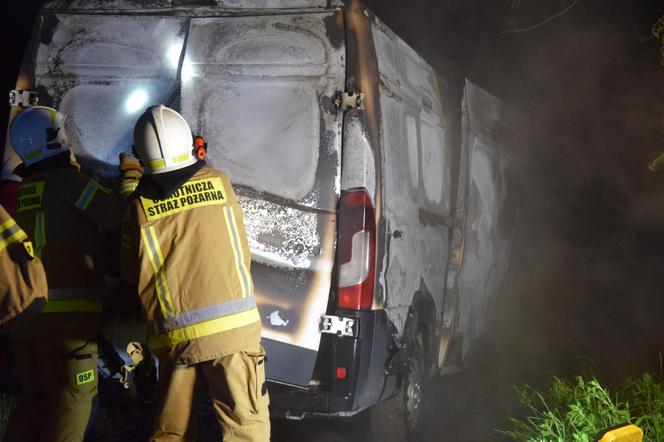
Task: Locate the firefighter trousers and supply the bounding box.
[5,318,99,442]
[151,344,270,442]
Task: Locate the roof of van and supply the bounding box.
[43,0,348,13]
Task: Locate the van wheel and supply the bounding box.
[369,337,428,442]
[404,340,425,436]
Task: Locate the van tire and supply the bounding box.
[369,337,428,442]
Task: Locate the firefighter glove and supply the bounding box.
[118,152,143,198]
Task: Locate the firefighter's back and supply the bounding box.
[126,165,262,363]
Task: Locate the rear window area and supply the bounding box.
[36,14,187,176]
[35,12,345,210]
[180,14,344,209]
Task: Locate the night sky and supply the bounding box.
[1,1,44,153]
[2,1,664,441]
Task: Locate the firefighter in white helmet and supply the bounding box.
[5,106,121,442]
[121,105,269,441]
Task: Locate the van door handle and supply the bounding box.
[392,230,403,239]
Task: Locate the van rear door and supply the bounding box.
[451,80,520,360]
[180,13,345,387]
[26,8,346,387]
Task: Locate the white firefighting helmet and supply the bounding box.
[9,106,69,167]
[133,105,197,174]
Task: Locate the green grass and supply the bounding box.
[622,373,664,441]
[502,373,664,442]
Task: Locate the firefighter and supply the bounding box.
[121,105,269,442]
[5,106,121,442]
[0,204,47,329]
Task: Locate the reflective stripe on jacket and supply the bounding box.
[121,166,261,364]
[0,209,26,249]
[41,289,104,313]
[14,167,120,312]
[0,204,48,328]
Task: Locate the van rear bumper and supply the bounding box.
[268,310,393,418]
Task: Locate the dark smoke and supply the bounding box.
[361,0,664,439]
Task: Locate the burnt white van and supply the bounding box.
[2,0,520,436]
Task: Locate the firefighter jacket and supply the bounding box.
[14,162,121,323]
[121,166,262,364]
[0,204,47,329]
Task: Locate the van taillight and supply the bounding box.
[336,189,376,310]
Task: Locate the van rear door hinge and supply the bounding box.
[334,91,364,112]
[320,315,357,337]
[9,90,39,108]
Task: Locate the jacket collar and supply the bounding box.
[135,160,206,200]
[14,152,77,179]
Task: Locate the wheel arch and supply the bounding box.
[405,286,438,373]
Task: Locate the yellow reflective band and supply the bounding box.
[172,152,191,163]
[47,108,58,123]
[75,180,108,210]
[120,182,138,195]
[75,369,95,386]
[41,300,102,313]
[0,219,17,232]
[223,206,252,298]
[149,159,166,170]
[0,218,27,251]
[148,307,260,349]
[97,182,111,194]
[140,177,227,221]
[34,212,46,258]
[25,149,42,161]
[141,226,175,318]
[16,181,45,213]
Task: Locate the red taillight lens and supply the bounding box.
[336,189,376,310]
